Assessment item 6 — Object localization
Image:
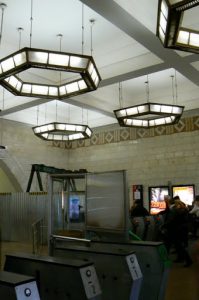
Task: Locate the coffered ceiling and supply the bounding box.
[0,0,199,130]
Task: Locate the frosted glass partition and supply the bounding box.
[86,170,127,232]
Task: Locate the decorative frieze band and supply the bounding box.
[52,115,199,150]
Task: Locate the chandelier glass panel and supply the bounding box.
[157,0,199,53]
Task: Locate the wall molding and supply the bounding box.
[52,115,199,150]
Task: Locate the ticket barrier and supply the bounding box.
[50,239,142,300]
[50,236,170,300]
[91,240,170,300]
[4,253,102,300]
[153,215,165,241]
[132,216,164,242]
[0,271,40,300]
[131,217,145,240]
[144,216,156,241]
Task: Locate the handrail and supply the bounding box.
[51,234,91,244]
[32,218,44,254]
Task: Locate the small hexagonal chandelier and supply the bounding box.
[32,122,92,141]
[114,102,184,128]
[114,79,184,128]
[0,47,101,99]
[157,0,199,54]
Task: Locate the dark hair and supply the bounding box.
[173,195,180,201]
[134,199,142,205]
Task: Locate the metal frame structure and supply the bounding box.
[0,47,101,99]
[32,122,92,141]
[157,0,199,54]
[114,102,184,128]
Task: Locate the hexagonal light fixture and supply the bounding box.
[32,122,92,141]
[114,102,184,128]
[157,0,199,53]
[0,47,101,99]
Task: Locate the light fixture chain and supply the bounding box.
[36,105,39,126]
[90,19,95,56]
[56,100,58,122]
[171,75,175,104]
[57,34,63,84]
[145,75,150,103]
[81,4,84,55]
[119,82,123,108]
[30,0,33,48]
[0,86,4,145]
[45,103,47,123]
[174,70,178,105]
[18,27,24,50]
[2,87,4,110]
[68,104,70,123]
[0,3,6,47]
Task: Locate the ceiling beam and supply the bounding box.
[100,62,168,87]
[0,96,114,118]
[0,61,168,118]
[80,0,199,86]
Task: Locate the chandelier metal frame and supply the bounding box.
[114,102,184,128]
[157,0,199,54]
[32,122,92,141]
[0,47,101,99]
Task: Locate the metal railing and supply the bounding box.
[32,218,46,254]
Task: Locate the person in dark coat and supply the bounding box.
[130,200,149,218]
[163,199,192,267]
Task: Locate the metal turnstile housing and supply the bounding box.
[0,271,40,300]
[50,236,170,300]
[4,253,101,300]
[50,239,142,300]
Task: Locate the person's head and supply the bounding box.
[175,199,186,209]
[173,195,180,202]
[134,199,142,207]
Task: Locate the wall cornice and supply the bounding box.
[52,115,199,150]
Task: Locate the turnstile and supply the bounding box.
[0,271,40,300]
[144,216,156,241]
[50,235,170,300]
[4,253,101,300]
[92,240,170,300]
[131,217,145,240]
[50,240,142,300]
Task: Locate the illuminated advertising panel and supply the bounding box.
[149,186,170,215]
[172,185,195,206]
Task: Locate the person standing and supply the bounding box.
[172,199,193,267]
[130,200,149,218]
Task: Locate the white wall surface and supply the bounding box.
[67,131,199,210]
[1,119,69,191]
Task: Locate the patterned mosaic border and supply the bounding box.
[52,115,199,150]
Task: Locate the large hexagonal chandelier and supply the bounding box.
[32,122,92,141]
[157,0,199,53]
[0,47,101,99]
